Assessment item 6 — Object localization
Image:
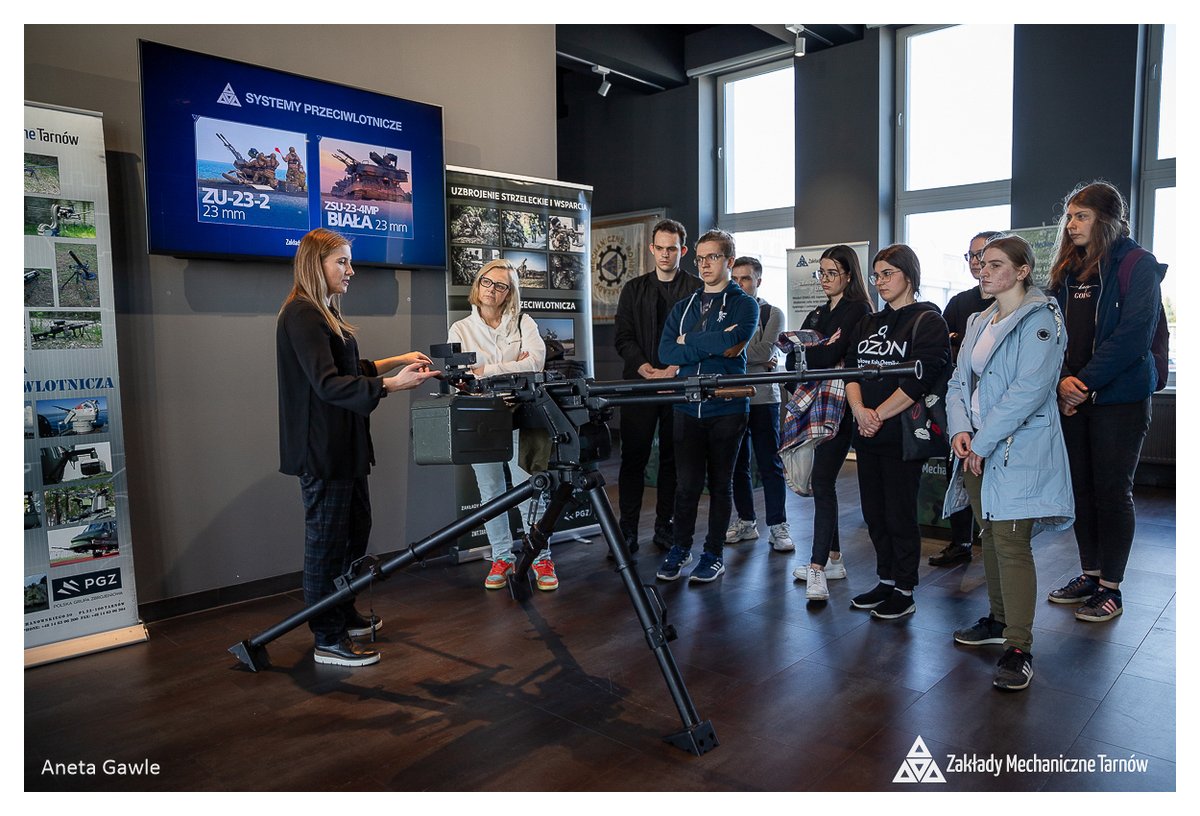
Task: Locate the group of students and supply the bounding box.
[274,181,1165,688]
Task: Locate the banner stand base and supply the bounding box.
[24,623,149,669]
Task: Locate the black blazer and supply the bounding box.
[277,298,383,479]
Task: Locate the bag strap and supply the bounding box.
[1116,248,1149,297]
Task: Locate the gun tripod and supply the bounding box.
[229,462,718,756]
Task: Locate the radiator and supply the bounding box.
[1140,391,1175,465]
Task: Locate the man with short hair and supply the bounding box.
[929,229,1002,567]
[655,229,759,583]
[614,219,702,554]
[726,257,792,552]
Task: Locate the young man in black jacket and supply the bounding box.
[613,219,702,554]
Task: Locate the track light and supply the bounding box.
[593,65,612,97]
[786,24,807,57]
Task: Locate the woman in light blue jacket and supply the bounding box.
[942,235,1073,693]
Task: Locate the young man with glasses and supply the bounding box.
[613,219,702,555]
[725,256,793,553]
[929,230,1002,568]
[654,230,759,584]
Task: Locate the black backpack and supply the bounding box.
[1116,248,1170,391]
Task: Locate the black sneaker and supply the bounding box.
[1048,573,1100,604]
[928,542,971,567]
[993,646,1033,691]
[1074,587,1123,622]
[851,582,896,610]
[346,611,382,639]
[870,590,916,619]
[314,636,380,667]
[953,614,1006,646]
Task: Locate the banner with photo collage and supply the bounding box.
[444,166,597,554]
[23,103,145,662]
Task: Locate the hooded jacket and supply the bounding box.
[657,280,759,418]
[1049,236,1167,405]
[447,306,546,376]
[942,288,1074,533]
[842,300,950,454]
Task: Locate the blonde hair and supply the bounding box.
[468,259,522,321]
[279,228,354,339]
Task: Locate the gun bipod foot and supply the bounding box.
[228,640,271,672]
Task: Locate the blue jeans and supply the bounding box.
[731,402,788,527]
[471,431,549,563]
[673,411,748,557]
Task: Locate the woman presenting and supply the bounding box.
[277,228,437,667]
[943,235,1074,692]
[448,260,555,592]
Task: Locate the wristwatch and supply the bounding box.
[378,379,389,399]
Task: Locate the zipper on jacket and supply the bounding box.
[1003,436,1013,466]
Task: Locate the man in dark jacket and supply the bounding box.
[654,229,758,584]
[613,219,702,554]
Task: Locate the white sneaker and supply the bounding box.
[823,556,847,580]
[768,522,794,552]
[725,518,758,543]
[805,567,830,601]
[793,557,846,581]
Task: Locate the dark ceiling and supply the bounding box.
[556,24,866,94]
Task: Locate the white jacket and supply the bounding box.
[448,307,546,377]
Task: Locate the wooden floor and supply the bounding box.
[25,459,1176,792]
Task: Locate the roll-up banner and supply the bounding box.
[444,166,597,556]
[24,103,147,666]
[786,242,872,328]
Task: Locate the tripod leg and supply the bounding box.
[508,479,573,600]
[229,481,539,670]
[583,474,719,756]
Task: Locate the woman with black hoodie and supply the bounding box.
[843,244,950,620]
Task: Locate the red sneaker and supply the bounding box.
[532,559,559,591]
[484,559,513,590]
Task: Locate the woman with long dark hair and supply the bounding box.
[1046,181,1166,622]
[786,245,872,601]
[277,228,437,667]
[943,235,1073,691]
[842,244,950,619]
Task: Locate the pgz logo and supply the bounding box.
[52,568,122,600]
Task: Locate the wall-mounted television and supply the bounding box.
[139,41,447,268]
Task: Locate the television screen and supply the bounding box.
[139,41,447,268]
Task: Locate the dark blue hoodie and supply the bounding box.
[658,280,759,418]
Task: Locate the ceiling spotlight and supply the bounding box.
[593,65,612,97]
[786,24,807,57]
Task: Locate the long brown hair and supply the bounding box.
[1048,181,1131,290]
[820,244,871,306]
[279,228,355,339]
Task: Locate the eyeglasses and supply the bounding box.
[870,268,901,284]
[478,277,511,294]
[813,269,845,282]
[963,250,985,263]
[695,253,727,266]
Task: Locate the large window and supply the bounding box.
[1139,25,1176,388]
[896,25,1014,307]
[717,60,795,325]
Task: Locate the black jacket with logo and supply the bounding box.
[843,301,950,454]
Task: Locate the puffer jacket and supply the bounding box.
[942,288,1074,534]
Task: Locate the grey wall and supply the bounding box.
[24,25,557,608]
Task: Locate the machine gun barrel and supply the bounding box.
[215,132,244,164]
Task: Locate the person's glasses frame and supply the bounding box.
[478,277,511,293]
[694,252,727,267]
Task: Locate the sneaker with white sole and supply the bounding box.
[656,546,694,581]
[1048,573,1100,604]
[953,614,1006,646]
[725,518,758,543]
[688,551,725,583]
[805,567,829,601]
[1074,587,1123,622]
[768,522,794,552]
[794,556,847,581]
[870,590,915,619]
[993,646,1033,691]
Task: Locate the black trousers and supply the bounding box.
[854,447,924,591]
[618,402,678,538]
[1061,398,1152,584]
[809,412,853,565]
[299,474,371,643]
[673,411,748,557]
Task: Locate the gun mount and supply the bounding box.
[329,148,412,202]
